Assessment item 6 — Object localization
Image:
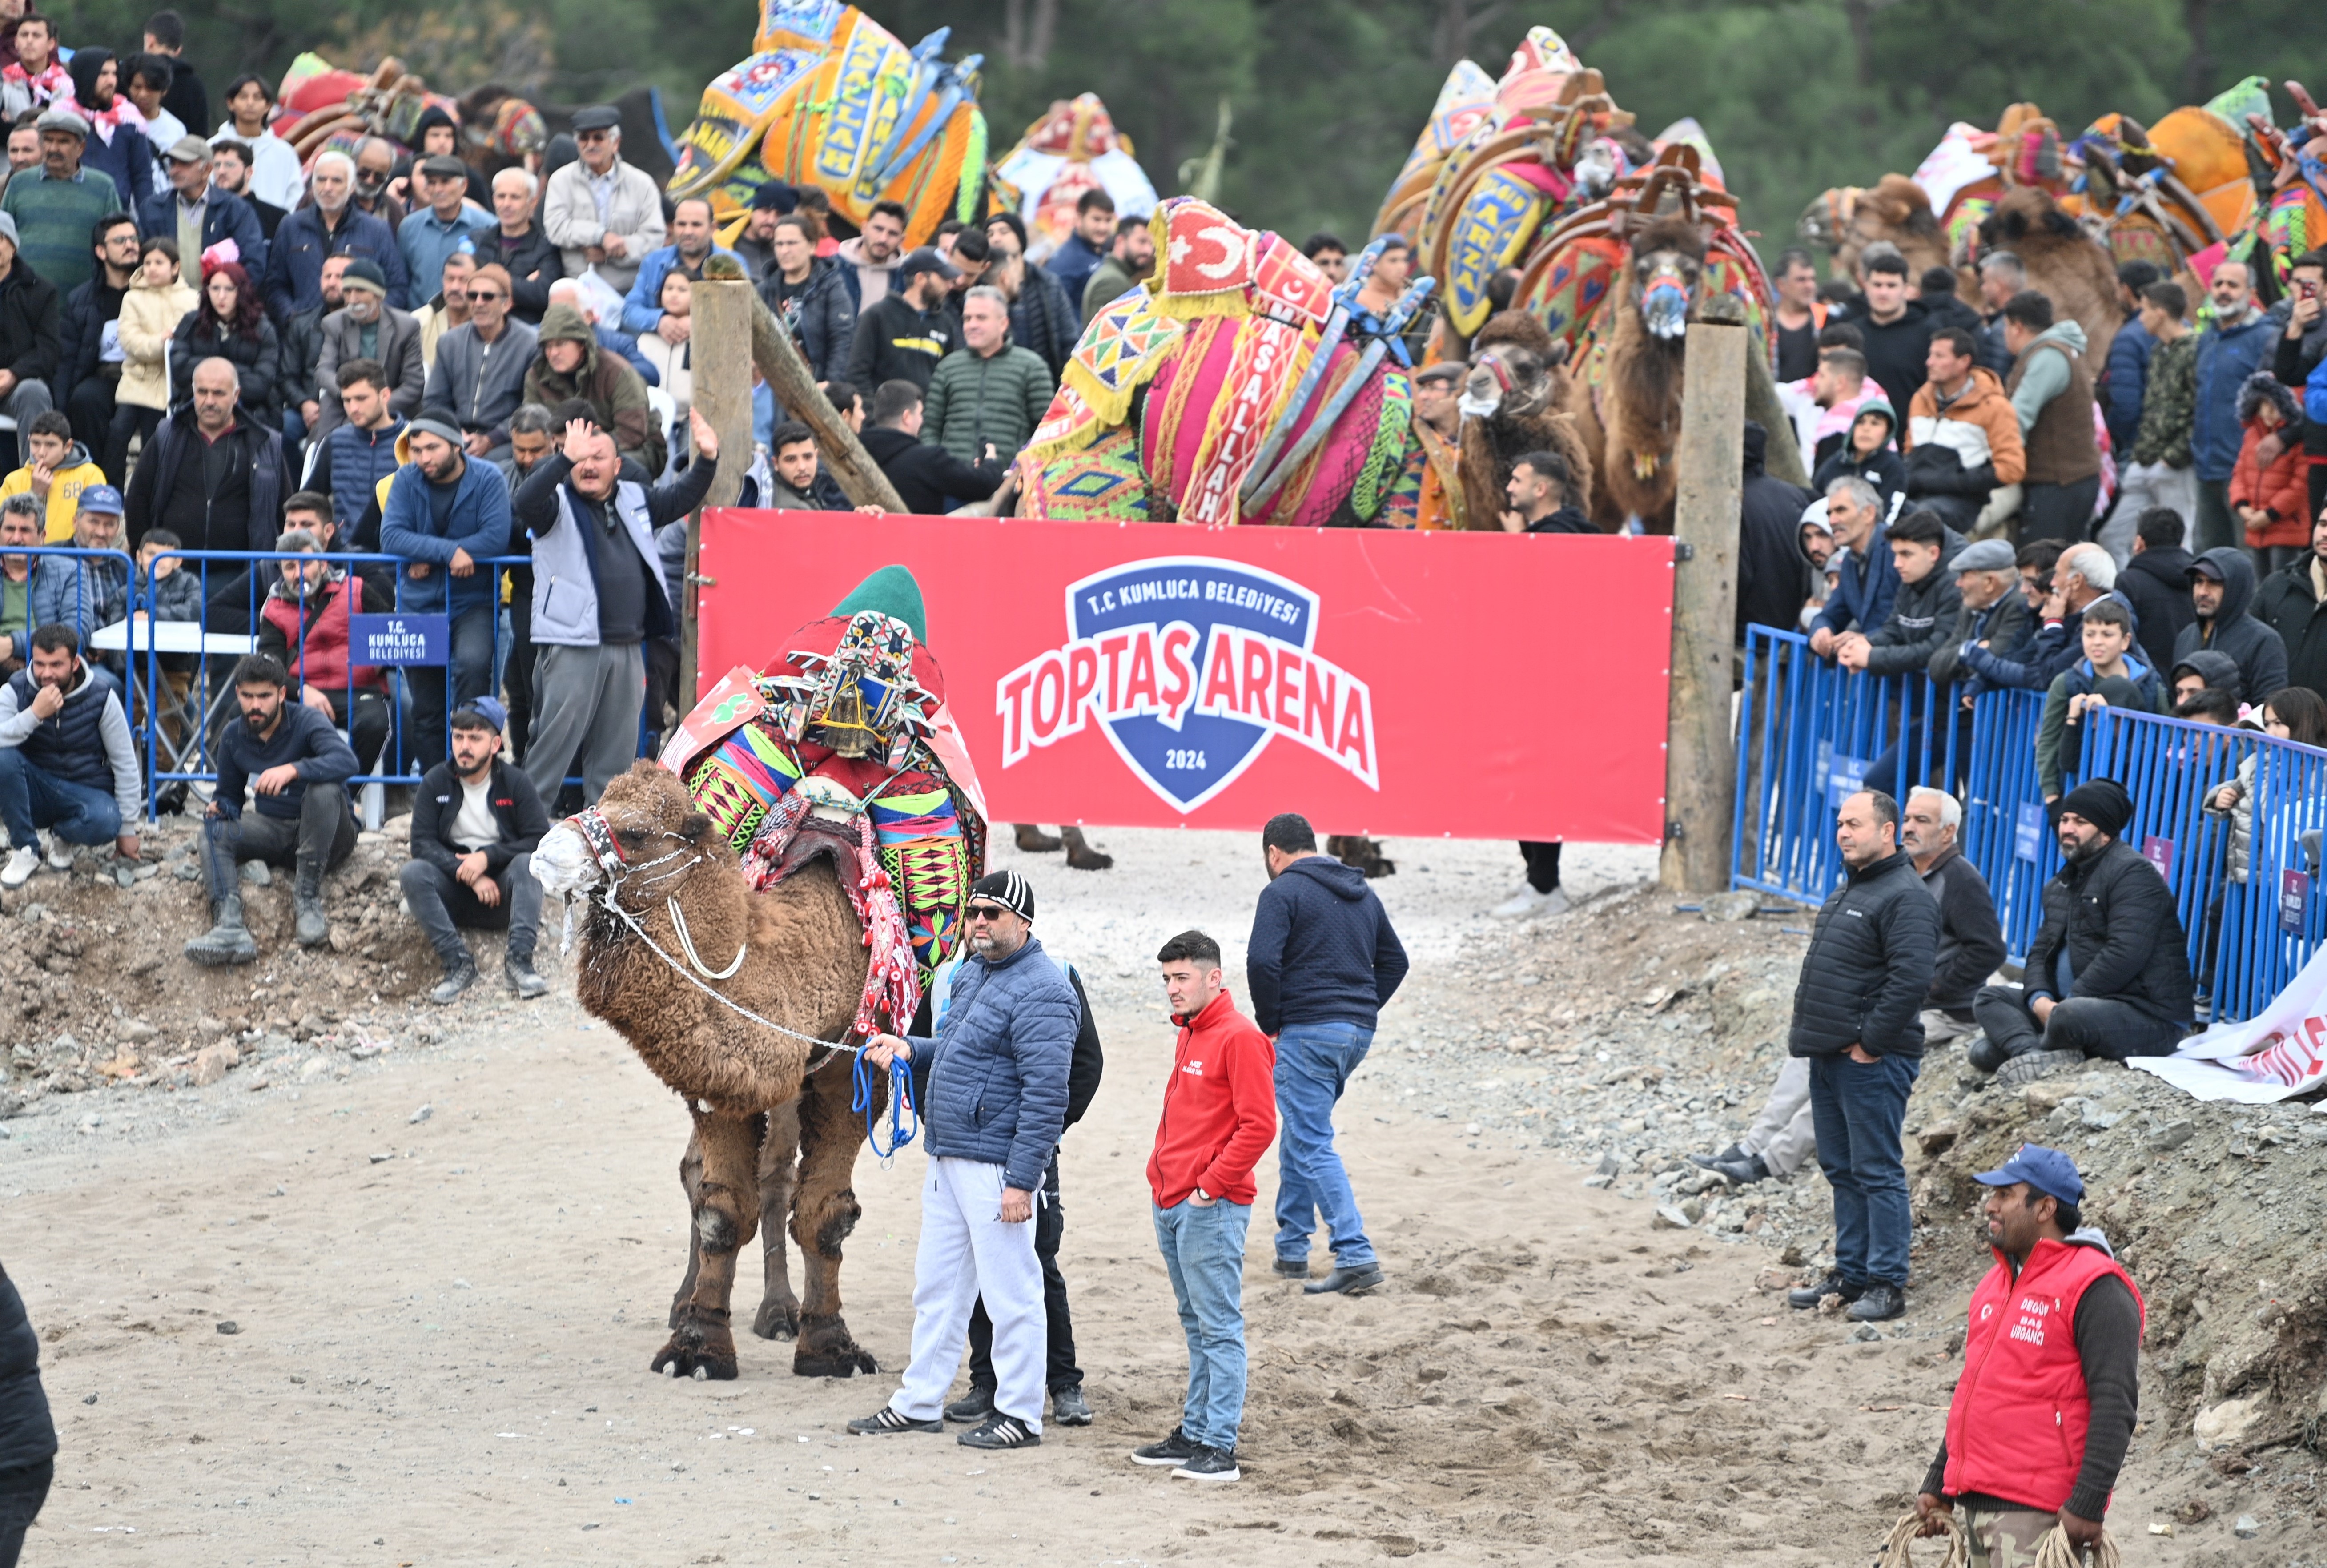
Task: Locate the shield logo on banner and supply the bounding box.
[1067,558,1316,811]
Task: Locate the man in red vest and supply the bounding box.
[1915,1144,2142,1564]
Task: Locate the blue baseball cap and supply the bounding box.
[1973,1143,2084,1207]
[76,484,125,516]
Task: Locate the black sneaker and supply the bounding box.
[1786,1271,1863,1311]
[1847,1283,1906,1323]
[958,1414,1041,1449]
[1690,1145,1747,1170]
[1050,1386,1093,1426]
[944,1384,995,1423]
[846,1406,942,1435]
[1130,1427,1197,1467]
[1171,1445,1240,1482]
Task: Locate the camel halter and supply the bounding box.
[558,808,919,1157]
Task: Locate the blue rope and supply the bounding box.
[855,1045,918,1158]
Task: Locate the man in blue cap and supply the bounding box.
[1915,1143,2142,1565]
[398,696,550,1003]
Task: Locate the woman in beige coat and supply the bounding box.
[106,237,197,479]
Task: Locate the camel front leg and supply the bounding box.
[790,1057,877,1376]
[752,1100,804,1340]
[667,1128,706,1329]
[652,1107,761,1381]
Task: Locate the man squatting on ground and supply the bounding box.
[1129,929,1277,1484]
[398,696,550,1005]
[852,870,1075,1451]
[1915,1143,2140,1567]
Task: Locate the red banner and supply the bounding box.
[696,513,1674,843]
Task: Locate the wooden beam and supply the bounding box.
[703,255,905,513]
[1700,293,1806,486]
[683,279,754,705]
[1661,318,1747,894]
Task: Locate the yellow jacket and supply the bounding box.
[0,444,108,540]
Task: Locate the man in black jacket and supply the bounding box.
[1841,508,1963,797]
[1903,786,2005,1045]
[860,380,1002,514]
[0,1258,56,1565]
[398,698,550,1004]
[2275,249,2325,527]
[1247,811,1409,1297]
[481,168,562,326]
[2116,507,2197,679]
[947,947,1104,1431]
[2173,547,2289,704]
[0,214,60,469]
[1736,421,1813,641]
[56,211,137,450]
[846,248,957,394]
[123,357,289,554]
[1970,779,2192,1074]
[1785,788,1937,1323]
[2254,507,2327,702]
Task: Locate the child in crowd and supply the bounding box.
[2037,597,2162,800]
[1810,392,1906,522]
[0,411,105,541]
[2229,372,2308,575]
[109,236,196,482]
[130,527,202,740]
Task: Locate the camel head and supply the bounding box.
[1460,309,1568,421]
[1626,216,1708,342]
[533,761,721,902]
[1799,175,1938,277]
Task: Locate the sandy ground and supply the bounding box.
[0,828,2235,1564]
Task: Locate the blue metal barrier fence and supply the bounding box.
[1732,623,2327,1027]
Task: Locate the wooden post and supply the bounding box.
[683,279,754,706]
[1661,318,1747,894]
[1700,293,1806,486]
[701,255,905,512]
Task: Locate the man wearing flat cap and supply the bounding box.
[136,134,265,286]
[1969,777,2194,1076]
[0,109,117,295]
[1914,1144,2142,1565]
[399,152,495,304]
[852,869,1077,1452]
[541,105,663,293]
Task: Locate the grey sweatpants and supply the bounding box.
[525,642,643,805]
[1741,1056,1815,1177]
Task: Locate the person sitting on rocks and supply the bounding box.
[1969,778,2194,1076]
[398,697,549,1004]
[0,623,141,889]
[184,653,360,966]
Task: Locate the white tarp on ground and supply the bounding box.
[2130,941,2327,1102]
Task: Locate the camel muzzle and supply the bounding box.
[532,822,603,901]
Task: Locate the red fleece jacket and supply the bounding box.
[1147,989,1277,1207]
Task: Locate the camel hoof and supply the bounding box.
[752,1300,802,1342]
[692,1366,709,1381]
[1012,825,1064,852]
[662,1362,678,1378]
[651,1334,741,1382]
[793,1346,878,1378]
[1065,848,1113,872]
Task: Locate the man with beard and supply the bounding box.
[398,697,549,1003]
[207,139,283,240]
[310,258,422,439]
[1969,778,2193,1074]
[378,415,510,772]
[183,652,361,963]
[262,148,407,320]
[0,622,140,888]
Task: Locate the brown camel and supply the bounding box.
[531,760,884,1380]
[1976,186,2121,371]
[1457,308,1596,531]
[1557,215,1706,533]
[1796,173,1951,283]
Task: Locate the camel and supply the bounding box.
[1557,214,1706,533]
[1457,308,1596,530]
[1796,179,2120,368]
[531,761,884,1381]
[1013,823,1113,870]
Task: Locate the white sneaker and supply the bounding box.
[1491,885,1570,920]
[44,837,75,871]
[1,844,37,889]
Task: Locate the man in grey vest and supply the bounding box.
[0,623,140,888]
[512,409,718,804]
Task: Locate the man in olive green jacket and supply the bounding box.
[924,285,1053,467]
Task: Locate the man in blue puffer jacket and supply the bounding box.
[853,868,1075,1453]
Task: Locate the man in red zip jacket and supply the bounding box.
[1132,929,1277,1486]
[1915,1144,2142,1564]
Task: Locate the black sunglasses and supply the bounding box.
[965,904,1010,921]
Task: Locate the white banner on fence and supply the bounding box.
[2130,941,2327,1102]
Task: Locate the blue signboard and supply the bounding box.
[349,614,450,667]
[2282,869,2311,936]
[2014,800,2046,863]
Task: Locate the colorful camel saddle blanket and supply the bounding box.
[658,608,987,1037]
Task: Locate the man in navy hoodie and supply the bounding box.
[1247,811,1408,1296]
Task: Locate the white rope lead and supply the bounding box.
[667,896,747,979]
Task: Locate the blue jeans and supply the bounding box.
[0,748,121,850]
[1152,1197,1251,1452]
[1273,1020,1376,1269]
[1807,1051,1920,1288]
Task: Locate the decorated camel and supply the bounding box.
[533,570,985,1380]
[666,0,991,240]
[1455,308,1595,531]
[991,92,1158,262]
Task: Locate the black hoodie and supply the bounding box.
[2117,543,2196,679]
[0,1260,56,1474]
[1246,854,1409,1035]
[1850,294,1936,416]
[1738,420,1813,641]
[2170,547,2290,704]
